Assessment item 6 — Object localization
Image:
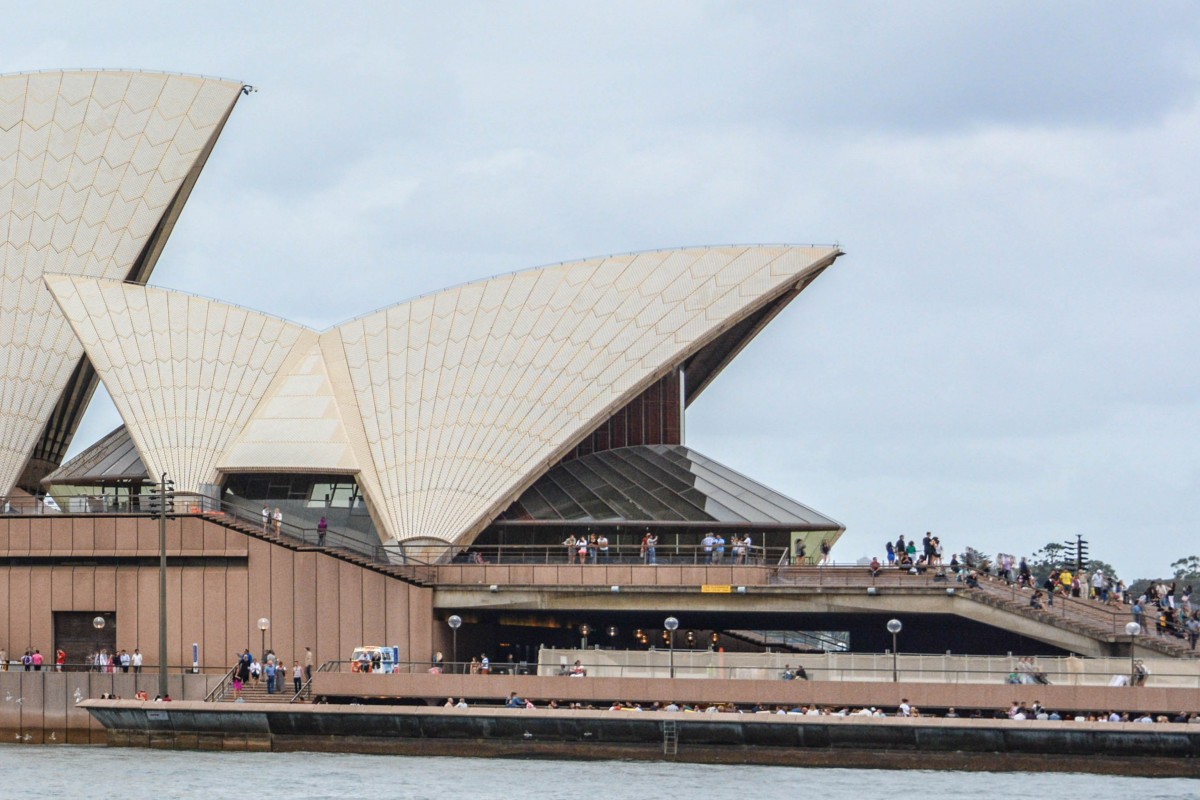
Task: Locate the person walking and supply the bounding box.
[293,661,303,693]
[261,504,270,533]
[317,516,328,546]
[272,507,283,536]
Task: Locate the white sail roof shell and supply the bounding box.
[0,69,243,496]
[45,277,308,491]
[47,245,839,545]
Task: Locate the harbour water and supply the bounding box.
[1,747,1196,798]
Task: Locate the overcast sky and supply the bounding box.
[9,2,1199,580]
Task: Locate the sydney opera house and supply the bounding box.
[0,69,857,670]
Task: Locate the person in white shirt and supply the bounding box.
[131,648,143,673]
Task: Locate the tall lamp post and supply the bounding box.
[155,472,174,698]
[448,615,462,673]
[579,624,591,650]
[665,616,679,678]
[258,617,270,662]
[886,619,903,682]
[1125,621,1141,685]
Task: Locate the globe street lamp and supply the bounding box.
[579,624,591,650]
[258,617,270,663]
[665,617,680,678]
[448,615,462,673]
[1125,621,1141,685]
[886,619,903,682]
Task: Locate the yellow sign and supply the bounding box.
[701,584,732,593]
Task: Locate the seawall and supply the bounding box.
[0,671,219,744]
[82,700,1200,777]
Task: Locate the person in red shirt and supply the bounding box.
[55,649,66,672]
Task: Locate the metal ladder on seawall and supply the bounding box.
[662,720,678,755]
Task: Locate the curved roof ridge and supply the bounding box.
[0,67,244,84]
[325,243,842,331]
[44,274,318,333]
[0,69,246,496]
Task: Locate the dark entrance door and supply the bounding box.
[53,611,116,671]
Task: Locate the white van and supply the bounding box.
[349,645,400,674]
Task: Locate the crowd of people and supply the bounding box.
[0,647,144,672]
[230,646,314,699]
[979,554,1198,650]
[444,693,1200,724]
[557,532,760,565]
[883,533,945,570]
[870,536,1200,652]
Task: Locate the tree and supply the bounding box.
[1028,542,1119,585]
[1170,556,1200,582]
[1028,542,1069,583]
[962,546,991,572]
[1082,558,1120,586]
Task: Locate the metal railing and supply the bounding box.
[439,543,780,567]
[0,492,221,516]
[301,652,1200,688]
[203,664,240,702]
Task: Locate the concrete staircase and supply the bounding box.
[964,578,1199,659]
[772,565,1197,659]
[214,676,304,704]
[201,510,434,588]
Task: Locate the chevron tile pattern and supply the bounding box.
[48,246,838,546]
[0,70,243,496]
[45,277,308,491]
[329,246,838,543]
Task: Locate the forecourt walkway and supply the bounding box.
[308,671,1199,719]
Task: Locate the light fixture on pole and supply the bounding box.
[1125,621,1141,685]
[258,617,270,662]
[579,624,591,650]
[152,472,175,698]
[665,616,679,678]
[886,618,903,682]
[448,615,462,673]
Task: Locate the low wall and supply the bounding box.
[311,672,1199,716]
[82,701,1200,776]
[535,649,1200,686]
[0,672,220,744]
